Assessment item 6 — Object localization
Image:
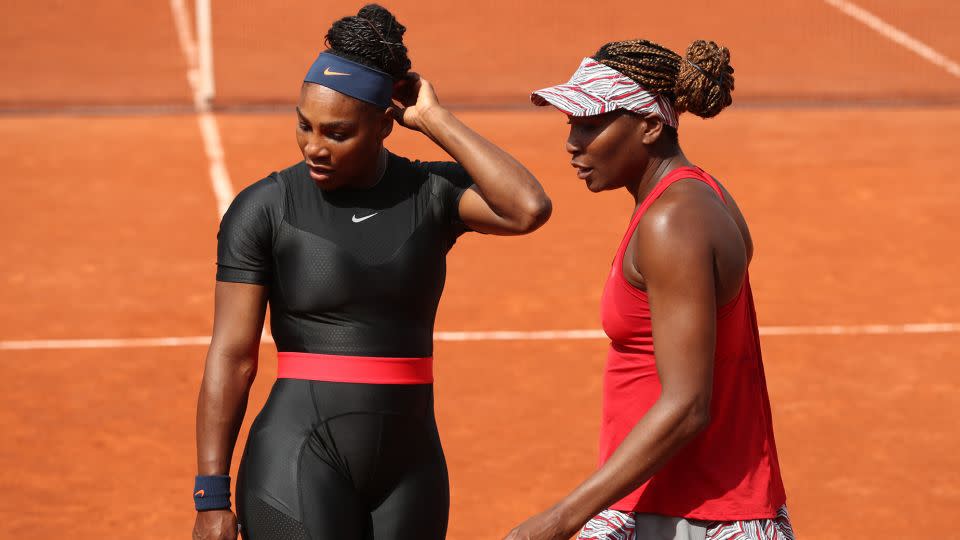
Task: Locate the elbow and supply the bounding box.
[668,396,712,440]
[235,355,259,385]
[682,402,712,438]
[204,343,260,387]
[514,193,553,234]
[687,407,711,436]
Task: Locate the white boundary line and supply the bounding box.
[169,0,234,217]
[823,0,960,79]
[195,0,215,104]
[1,323,959,351]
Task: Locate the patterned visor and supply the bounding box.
[531,58,678,128]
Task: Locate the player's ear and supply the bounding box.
[380,106,395,139]
[639,113,664,145]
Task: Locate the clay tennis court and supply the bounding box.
[2,1,959,538]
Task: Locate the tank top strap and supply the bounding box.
[614,166,725,259]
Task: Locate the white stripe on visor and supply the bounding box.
[531,58,678,128]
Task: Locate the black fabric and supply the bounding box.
[216,152,473,357]
[236,380,449,540]
[221,153,469,537]
[242,495,310,540]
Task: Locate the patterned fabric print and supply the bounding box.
[578,509,636,540]
[531,58,679,127]
[705,506,795,540]
[578,506,795,540]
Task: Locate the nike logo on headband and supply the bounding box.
[324,67,351,76]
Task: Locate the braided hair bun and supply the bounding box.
[674,40,734,118]
[325,4,411,80]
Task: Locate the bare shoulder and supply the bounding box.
[633,182,722,272]
[638,180,730,242]
[632,179,747,281]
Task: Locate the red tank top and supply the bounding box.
[599,166,786,520]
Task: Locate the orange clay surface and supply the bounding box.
[2,2,960,539]
[208,0,960,105]
[2,108,959,539]
[5,1,960,109]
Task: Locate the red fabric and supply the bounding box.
[277,352,433,384]
[598,166,786,520]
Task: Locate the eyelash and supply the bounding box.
[298,122,348,141]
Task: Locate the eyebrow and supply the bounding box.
[295,107,355,129]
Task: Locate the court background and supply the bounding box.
[2,1,959,538]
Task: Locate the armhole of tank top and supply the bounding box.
[695,171,751,317]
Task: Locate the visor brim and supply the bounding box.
[530,85,610,117]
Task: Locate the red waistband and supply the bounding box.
[277,352,433,384]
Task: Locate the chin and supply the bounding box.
[311,176,346,191]
[584,178,607,193]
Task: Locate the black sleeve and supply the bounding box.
[215,175,281,285]
[422,161,475,237]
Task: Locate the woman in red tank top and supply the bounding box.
[503,40,793,540]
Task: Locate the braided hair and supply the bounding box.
[325,4,411,80]
[593,39,734,119]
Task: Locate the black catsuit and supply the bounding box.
[215,153,473,539]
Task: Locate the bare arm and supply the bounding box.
[193,281,268,540]
[395,75,552,235]
[197,281,268,474]
[504,194,719,540]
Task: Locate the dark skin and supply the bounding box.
[503,111,752,540]
[193,75,552,540]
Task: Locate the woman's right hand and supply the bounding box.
[192,510,239,540]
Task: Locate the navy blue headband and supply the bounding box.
[304,52,394,109]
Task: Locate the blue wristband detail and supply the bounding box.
[194,475,231,511]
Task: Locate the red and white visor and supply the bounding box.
[531,58,678,128]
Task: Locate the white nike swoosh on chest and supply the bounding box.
[351,213,379,223]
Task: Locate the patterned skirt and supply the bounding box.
[578,505,795,540]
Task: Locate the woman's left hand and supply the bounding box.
[392,73,442,132]
[503,507,575,540]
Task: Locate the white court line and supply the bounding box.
[195,0,215,104]
[169,0,234,217]
[823,0,960,79]
[2,323,959,351]
[169,0,201,110]
[758,322,960,336]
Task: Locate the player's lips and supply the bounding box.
[571,162,593,180]
[307,163,335,180]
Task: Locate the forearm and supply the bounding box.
[419,106,550,224]
[554,399,709,534]
[196,349,258,475]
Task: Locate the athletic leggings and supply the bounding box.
[236,379,449,539]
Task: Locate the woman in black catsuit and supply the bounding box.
[190,5,552,540]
